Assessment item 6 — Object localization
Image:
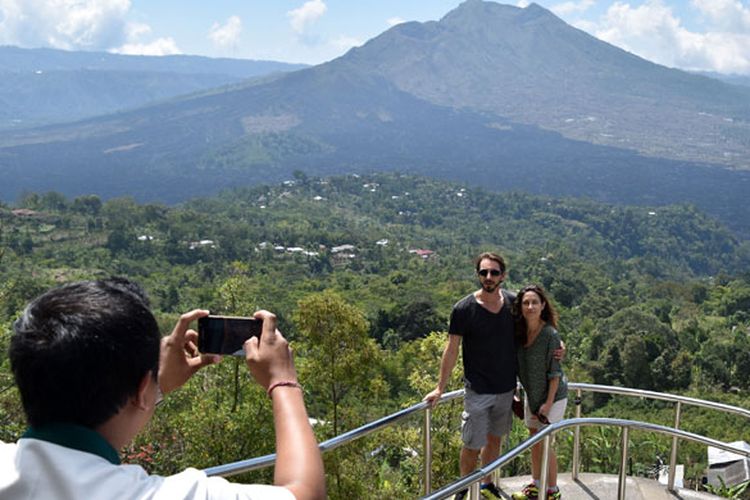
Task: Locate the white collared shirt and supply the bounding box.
[1,438,295,500]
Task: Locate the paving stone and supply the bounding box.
[493,473,720,500]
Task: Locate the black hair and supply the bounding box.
[9,278,160,429]
[512,284,559,346]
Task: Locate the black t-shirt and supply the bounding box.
[448,290,517,394]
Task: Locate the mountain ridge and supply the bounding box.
[0,45,308,76]
[338,1,750,166]
[0,0,748,237]
[0,45,307,129]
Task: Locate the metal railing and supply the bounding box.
[204,383,750,499]
[567,383,750,492]
[422,417,750,500]
[203,389,464,477]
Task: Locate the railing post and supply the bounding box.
[618,426,629,500]
[572,388,582,480]
[424,407,432,495]
[540,434,551,498]
[469,481,481,499]
[668,401,682,491]
[491,435,505,486]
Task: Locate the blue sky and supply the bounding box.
[1,0,749,74]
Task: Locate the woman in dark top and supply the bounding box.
[512,285,568,500]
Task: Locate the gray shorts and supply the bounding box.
[461,388,514,450]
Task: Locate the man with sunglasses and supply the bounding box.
[423,252,518,500]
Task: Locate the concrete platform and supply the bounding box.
[494,473,720,499]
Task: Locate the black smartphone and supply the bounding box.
[198,315,262,356]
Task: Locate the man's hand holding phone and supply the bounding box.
[159,309,298,396]
[159,309,221,395]
[243,310,298,392]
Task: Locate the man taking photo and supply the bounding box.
[1,277,325,500]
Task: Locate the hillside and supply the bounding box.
[2,67,748,238]
[696,71,750,88]
[0,1,748,237]
[0,46,306,129]
[3,171,749,349]
[340,0,750,166]
[4,172,748,288]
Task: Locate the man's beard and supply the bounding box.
[482,281,499,293]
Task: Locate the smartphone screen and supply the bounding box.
[198,315,262,356]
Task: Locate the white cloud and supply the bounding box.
[680,32,750,74]
[691,0,750,32]
[330,34,362,51]
[0,0,131,50]
[111,37,180,56]
[589,0,750,75]
[572,19,599,32]
[124,21,152,40]
[0,0,182,56]
[209,15,242,49]
[287,0,327,34]
[596,1,680,46]
[551,0,596,16]
[517,0,531,7]
[386,17,406,27]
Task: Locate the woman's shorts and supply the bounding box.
[524,397,568,430]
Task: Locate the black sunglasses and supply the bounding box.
[478,269,502,277]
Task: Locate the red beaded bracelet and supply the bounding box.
[267,380,302,398]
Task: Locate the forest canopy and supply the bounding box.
[1,172,748,497]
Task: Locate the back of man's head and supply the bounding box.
[10,278,160,429]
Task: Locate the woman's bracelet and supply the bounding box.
[267,380,302,398]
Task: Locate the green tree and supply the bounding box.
[72,195,103,215]
[293,291,387,498]
[670,350,693,389]
[216,263,260,315]
[40,191,69,211]
[374,298,447,344]
[159,284,180,313]
[622,335,652,389]
[593,307,679,392]
[106,227,135,255]
[17,192,40,210]
[294,291,385,434]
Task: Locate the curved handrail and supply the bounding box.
[566,382,750,492]
[204,389,465,477]
[420,417,750,500]
[569,382,750,419]
[204,384,749,482]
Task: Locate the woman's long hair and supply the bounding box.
[512,284,558,346]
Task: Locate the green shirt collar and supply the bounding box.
[23,423,120,465]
